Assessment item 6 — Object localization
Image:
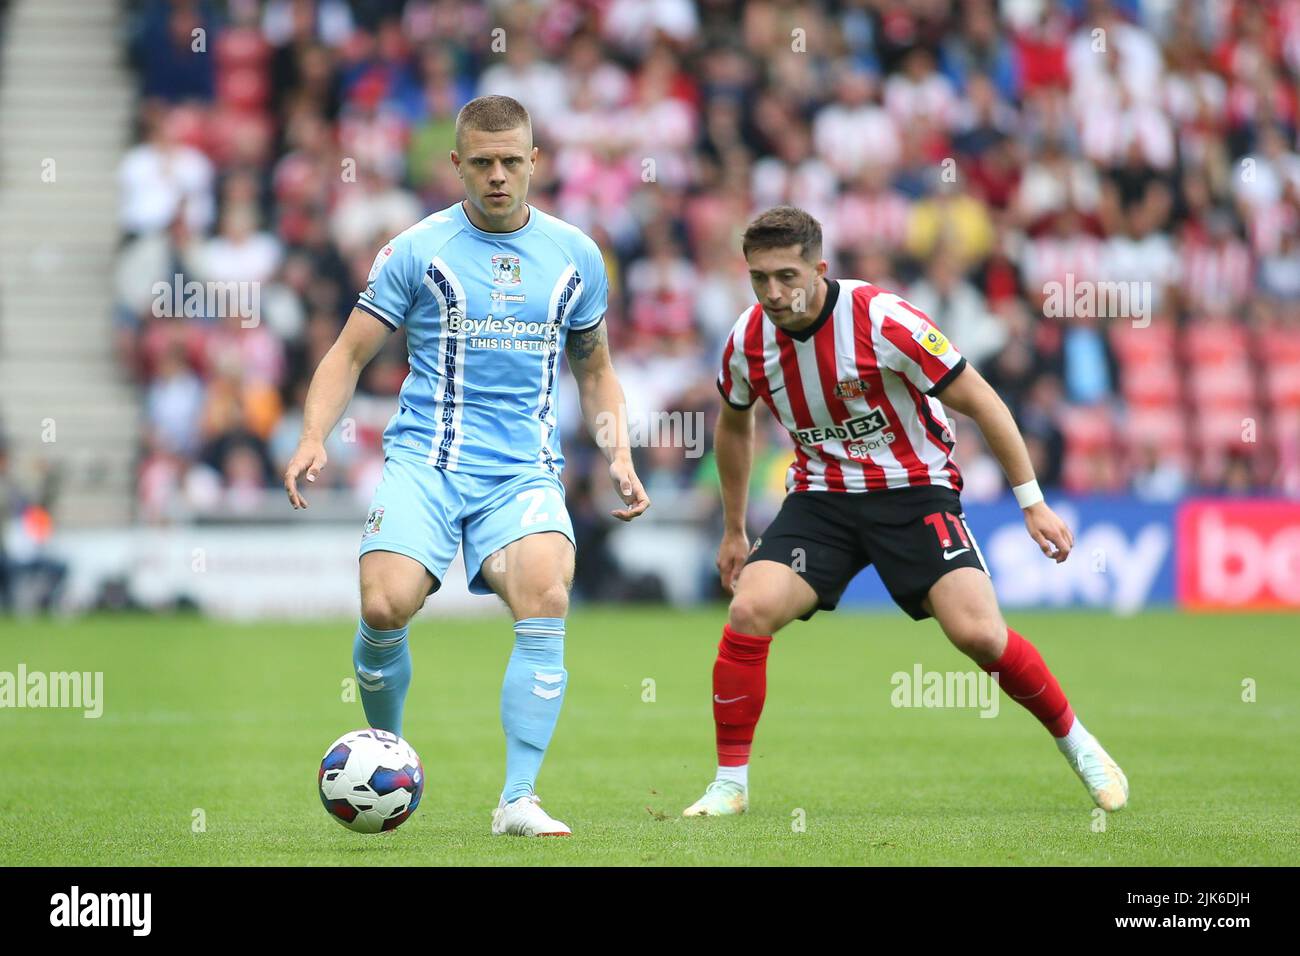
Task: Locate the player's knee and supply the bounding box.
[360,591,414,632]
[942,613,1006,662]
[522,581,569,619]
[728,592,785,637]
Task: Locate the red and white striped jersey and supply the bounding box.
[717,278,967,494]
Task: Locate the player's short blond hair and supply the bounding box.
[455,95,533,151]
[742,206,823,262]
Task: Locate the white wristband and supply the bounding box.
[1012,479,1044,509]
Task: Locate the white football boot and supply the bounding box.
[1061,733,1129,811]
[682,779,748,817]
[491,794,571,836]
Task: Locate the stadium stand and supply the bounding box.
[10,0,1299,537]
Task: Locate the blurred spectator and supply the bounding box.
[146,341,206,458]
[1180,208,1252,314]
[906,247,1007,367]
[626,226,697,340]
[1018,375,1068,490]
[0,439,68,614]
[1259,226,1300,301]
[813,65,900,179]
[1131,440,1189,501]
[477,34,569,140]
[131,0,217,103]
[119,102,215,236]
[189,203,284,285]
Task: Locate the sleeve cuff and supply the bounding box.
[569,314,605,333]
[926,356,967,397]
[355,299,398,330]
[716,377,755,410]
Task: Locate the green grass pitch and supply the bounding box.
[1,608,1297,866]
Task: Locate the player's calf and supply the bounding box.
[684,562,815,817]
[353,551,434,735]
[477,531,576,826]
[352,619,412,736]
[926,568,1130,809]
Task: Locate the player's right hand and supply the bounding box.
[1024,501,1073,563]
[284,439,327,510]
[716,529,750,594]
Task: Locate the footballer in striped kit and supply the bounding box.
[684,206,1129,818]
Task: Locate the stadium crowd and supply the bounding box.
[115,0,1300,539]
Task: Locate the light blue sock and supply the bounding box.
[353,618,412,736]
[500,617,567,802]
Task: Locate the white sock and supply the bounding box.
[716,764,748,788]
[1054,716,1091,755]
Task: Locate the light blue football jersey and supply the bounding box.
[355,201,608,475]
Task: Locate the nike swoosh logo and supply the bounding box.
[769,384,786,394]
[943,548,971,560]
[714,694,749,704]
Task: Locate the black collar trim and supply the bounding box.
[781,278,839,342]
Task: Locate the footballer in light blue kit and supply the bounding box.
[284,96,650,837]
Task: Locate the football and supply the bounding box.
[318,729,424,833]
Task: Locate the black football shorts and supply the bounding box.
[745,486,989,621]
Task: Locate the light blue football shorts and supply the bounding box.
[358,457,575,595]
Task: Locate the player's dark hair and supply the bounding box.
[742,206,823,262]
[455,95,533,149]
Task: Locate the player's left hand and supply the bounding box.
[609,458,650,522]
[1024,502,1073,563]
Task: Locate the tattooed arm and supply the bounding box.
[565,321,650,521]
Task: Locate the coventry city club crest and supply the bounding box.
[363,507,384,537]
[491,254,521,286]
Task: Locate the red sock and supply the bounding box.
[981,628,1075,737]
[713,624,772,766]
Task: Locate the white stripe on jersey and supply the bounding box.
[958,513,989,574]
[758,317,807,494]
[422,256,470,468]
[862,297,923,487]
[865,291,957,491]
[538,265,579,472]
[791,314,853,491]
[831,297,871,491]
